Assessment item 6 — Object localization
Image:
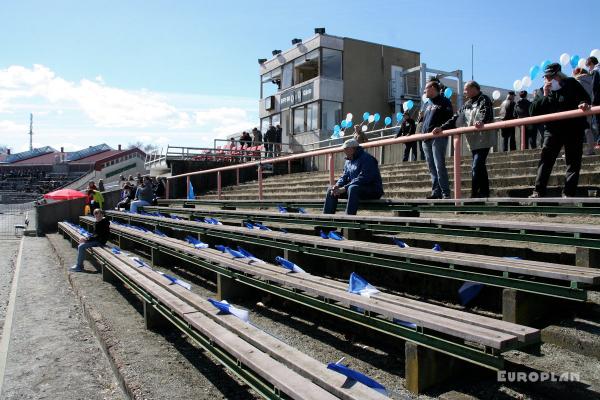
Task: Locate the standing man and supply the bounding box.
[396,111,417,161]
[420,79,454,199]
[264,125,276,158]
[323,139,383,215]
[435,81,495,198]
[529,63,591,198]
[514,90,537,149]
[499,91,517,151]
[585,56,600,144]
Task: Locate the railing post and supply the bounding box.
[165,179,170,199]
[186,176,190,199]
[328,154,335,187]
[453,134,462,200]
[288,159,291,175]
[217,171,222,200]
[521,125,526,150]
[258,165,263,200]
[236,168,240,186]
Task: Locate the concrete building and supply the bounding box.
[258,29,420,151]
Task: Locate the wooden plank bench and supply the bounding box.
[58,222,382,400]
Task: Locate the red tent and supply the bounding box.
[43,188,87,200]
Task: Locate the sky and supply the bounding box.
[0,0,598,154]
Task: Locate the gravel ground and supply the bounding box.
[1,236,122,400]
[0,240,19,341]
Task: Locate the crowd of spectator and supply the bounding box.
[114,174,166,213]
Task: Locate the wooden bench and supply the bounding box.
[58,222,386,400]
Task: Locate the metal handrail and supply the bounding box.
[167,106,600,200]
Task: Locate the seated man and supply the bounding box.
[323,139,383,215]
[70,209,110,272]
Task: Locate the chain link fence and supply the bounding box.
[0,202,35,238]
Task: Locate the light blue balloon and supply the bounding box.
[384,116,392,126]
[374,113,381,122]
[570,55,580,69]
[529,65,540,80]
[540,59,552,71]
[346,121,353,129]
[362,112,370,121]
[396,112,403,122]
[406,100,414,110]
[444,87,453,98]
[340,120,347,129]
[334,124,340,133]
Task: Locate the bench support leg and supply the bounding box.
[102,264,118,284]
[217,274,248,302]
[144,301,169,331]
[151,247,162,266]
[575,247,600,268]
[502,289,555,325]
[393,210,420,217]
[341,228,373,242]
[405,342,463,394]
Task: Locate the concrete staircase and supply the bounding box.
[201,149,600,200]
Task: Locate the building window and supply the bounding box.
[293,50,318,85]
[282,62,293,90]
[321,101,342,133]
[293,102,319,134]
[261,67,281,99]
[261,114,281,134]
[322,48,342,80]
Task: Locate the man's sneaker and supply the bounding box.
[69,265,83,272]
[562,193,572,198]
[442,194,451,200]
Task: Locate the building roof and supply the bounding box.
[10,152,59,165]
[69,150,123,164]
[6,146,57,163]
[66,143,112,162]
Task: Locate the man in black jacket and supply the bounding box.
[396,111,417,161]
[514,90,537,149]
[530,63,591,198]
[500,91,517,151]
[70,209,110,272]
[420,79,454,199]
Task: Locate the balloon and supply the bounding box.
[529,65,540,80]
[346,113,353,122]
[361,125,367,132]
[540,59,552,71]
[373,113,380,122]
[492,90,501,100]
[340,120,347,129]
[570,55,580,69]
[443,87,453,98]
[522,76,532,88]
[368,115,375,123]
[577,59,586,69]
[362,112,370,121]
[384,116,392,126]
[333,125,340,133]
[559,53,570,66]
[396,112,403,122]
[591,49,600,59]
[513,79,522,91]
[346,121,353,129]
[405,100,414,110]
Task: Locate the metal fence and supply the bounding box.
[0,202,34,238]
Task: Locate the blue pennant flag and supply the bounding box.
[207,298,249,322]
[503,256,522,260]
[111,247,121,254]
[328,231,344,240]
[347,272,380,297]
[297,207,306,214]
[393,318,418,329]
[326,362,387,396]
[158,271,192,290]
[392,238,410,248]
[275,256,306,273]
[277,205,288,213]
[215,245,246,258]
[205,218,222,225]
[188,181,195,200]
[458,282,484,306]
[319,230,329,239]
[237,247,265,264]
[254,222,271,231]
[132,257,150,269]
[432,243,442,252]
[185,235,209,249]
[244,222,255,229]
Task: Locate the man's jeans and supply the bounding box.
[76,240,101,268]
[471,148,490,198]
[422,137,450,197]
[323,184,383,215]
[130,200,150,213]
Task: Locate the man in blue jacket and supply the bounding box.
[323,139,383,215]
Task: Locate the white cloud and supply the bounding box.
[194,107,256,139]
[0,119,28,134]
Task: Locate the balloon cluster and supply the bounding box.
[512,49,600,92]
[331,103,417,139]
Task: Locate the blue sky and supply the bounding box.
[1,0,598,153]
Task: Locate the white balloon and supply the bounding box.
[513,80,523,91]
[346,113,353,122]
[368,115,375,123]
[559,53,570,66]
[492,90,501,101]
[578,59,587,69]
[361,125,367,132]
[590,49,600,59]
[522,76,532,88]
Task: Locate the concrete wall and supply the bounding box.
[36,197,86,235]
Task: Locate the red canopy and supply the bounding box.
[43,188,87,200]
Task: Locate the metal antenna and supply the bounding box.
[28,113,33,151]
[471,44,474,80]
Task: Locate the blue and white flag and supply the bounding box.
[254,222,271,231]
[157,271,192,290]
[347,272,380,298]
[185,235,209,249]
[432,243,442,252]
[154,229,167,237]
[237,247,265,264]
[326,361,387,396]
[215,245,246,258]
[297,207,307,214]
[319,230,329,239]
[131,257,151,269]
[244,222,255,229]
[111,246,121,254]
[275,256,306,273]
[208,298,249,322]
[277,205,288,213]
[188,181,195,200]
[392,238,410,248]
[393,318,417,329]
[328,231,344,240]
[204,217,222,225]
[458,282,484,306]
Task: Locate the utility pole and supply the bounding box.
[471,44,474,81]
[28,113,33,151]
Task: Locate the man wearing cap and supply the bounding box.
[530,63,591,198]
[323,139,383,215]
[499,91,517,151]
